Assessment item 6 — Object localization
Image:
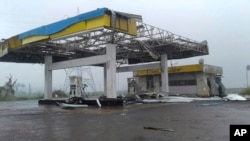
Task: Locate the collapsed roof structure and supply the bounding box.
[0,8,208,64]
[0,8,209,99]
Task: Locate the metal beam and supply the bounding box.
[117,62,160,73]
[49,54,107,70]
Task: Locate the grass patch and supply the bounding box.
[239,87,250,96]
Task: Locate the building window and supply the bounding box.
[146,75,154,89]
[169,80,197,86]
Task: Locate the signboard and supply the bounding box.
[135,64,204,76]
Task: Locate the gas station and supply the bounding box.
[0,8,209,105]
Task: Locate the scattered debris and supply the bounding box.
[166,98,193,103]
[55,91,247,109]
[142,98,193,103]
[124,92,225,105]
[165,96,222,101]
[57,102,88,109]
[144,126,176,132]
[96,99,102,107]
[142,99,167,103]
[142,95,223,103]
[224,93,247,101]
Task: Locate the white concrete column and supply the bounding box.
[44,56,53,99]
[103,64,107,95]
[104,44,117,98]
[161,54,169,94]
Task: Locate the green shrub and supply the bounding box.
[239,87,250,95]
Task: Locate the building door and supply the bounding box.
[146,75,154,90]
[207,78,211,95]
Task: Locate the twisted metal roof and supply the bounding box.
[0,8,208,64]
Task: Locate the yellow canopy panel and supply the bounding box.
[1,8,139,52]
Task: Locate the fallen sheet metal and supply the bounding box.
[142,99,168,103]
[165,96,222,101]
[57,103,88,108]
[142,98,193,103]
[96,99,102,107]
[127,93,225,104]
[144,126,176,132]
[224,93,247,101]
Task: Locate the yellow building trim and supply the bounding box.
[169,64,203,73]
[85,14,110,30]
[48,14,137,40]
[22,35,49,45]
[3,13,137,50]
[0,41,8,56]
[7,36,22,49]
[135,64,204,76]
[147,69,161,75]
[108,17,137,35]
[50,14,137,39]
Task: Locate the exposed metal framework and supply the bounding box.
[0,21,208,64]
[63,66,97,93]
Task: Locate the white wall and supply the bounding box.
[169,86,197,95]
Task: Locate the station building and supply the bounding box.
[128,60,225,97]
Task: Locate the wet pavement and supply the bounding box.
[0,100,250,141]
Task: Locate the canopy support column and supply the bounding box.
[161,54,169,95]
[44,56,53,99]
[104,44,117,98]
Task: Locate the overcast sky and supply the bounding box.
[1,0,250,92]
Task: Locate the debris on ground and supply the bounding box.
[144,126,176,132]
[164,96,222,102]
[124,92,225,104]
[142,98,193,103]
[224,93,247,101]
[56,92,248,109]
[96,99,102,107]
[57,102,88,109]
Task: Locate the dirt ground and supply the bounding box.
[0,100,249,141]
